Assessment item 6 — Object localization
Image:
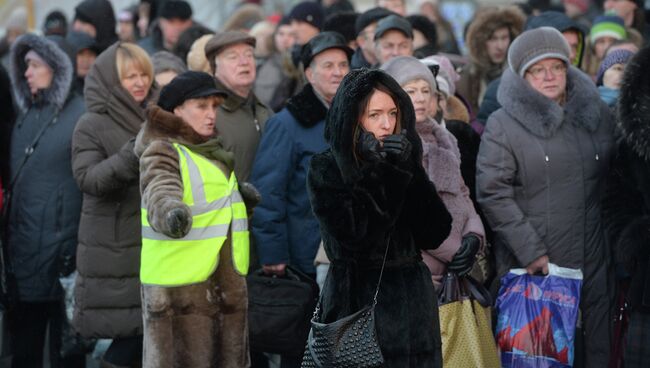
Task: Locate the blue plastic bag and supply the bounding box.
[496,264,582,368]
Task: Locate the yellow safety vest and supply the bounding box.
[140,143,249,286]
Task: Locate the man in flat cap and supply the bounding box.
[374,14,414,65]
[205,31,272,183]
[351,7,396,69]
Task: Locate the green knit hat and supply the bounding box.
[590,15,626,45]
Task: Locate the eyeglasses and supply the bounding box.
[526,63,567,79]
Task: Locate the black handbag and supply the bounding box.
[247,265,319,356]
[301,241,390,368]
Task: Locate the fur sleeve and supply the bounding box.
[71,114,139,196]
[139,140,191,236]
[307,152,413,251]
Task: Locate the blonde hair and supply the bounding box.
[116,42,154,83]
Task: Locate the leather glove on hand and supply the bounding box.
[382,130,412,164]
[165,207,192,239]
[447,234,481,276]
[358,130,384,162]
[239,182,261,209]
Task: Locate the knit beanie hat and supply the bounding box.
[380,56,437,92]
[508,27,571,77]
[157,71,226,112]
[596,49,634,85]
[288,2,325,30]
[590,15,626,44]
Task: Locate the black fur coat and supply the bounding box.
[307,69,452,367]
[605,46,650,313]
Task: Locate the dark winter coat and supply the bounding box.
[214,78,272,182]
[250,84,329,275]
[74,0,117,53]
[477,66,614,366]
[71,43,154,338]
[307,69,452,367]
[350,47,371,70]
[604,46,650,313]
[6,34,84,302]
[0,64,14,187]
[138,20,166,55]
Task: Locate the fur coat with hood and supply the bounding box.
[135,105,251,368]
[307,69,452,367]
[477,66,614,366]
[6,34,85,302]
[604,46,650,314]
[417,118,485,287]
[456,6,525,117]
[71,42,158,338]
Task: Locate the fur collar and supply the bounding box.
[497,67,602,138]
[137,106,210,153]
[9,34,72,113]
[286,84,327,128]
[466,7,525,72]
[618,46,650,160]
[417,118,462,193]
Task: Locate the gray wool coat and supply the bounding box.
[6,34,84,302]
[477,66,614,367]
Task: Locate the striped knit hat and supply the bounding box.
[590,15,626,45]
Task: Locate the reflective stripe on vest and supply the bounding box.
[140,144,249,286]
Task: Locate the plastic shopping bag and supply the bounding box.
[496,264,582,368]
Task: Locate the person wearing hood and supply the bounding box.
[307,68,452,367]
[596,48,635,107]
[477,10,587,128]
[138,0,194,55]
[603,45,650,368]
[380,55,486,293]
[66,31,99,96]
[205,31,273,182]
[71,42,156,368]
[135,71,257,368]
[477,27,614,367]
[72,0,118,54]
[456,6,525,120]
[5,33,85,368]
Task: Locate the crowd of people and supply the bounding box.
[0,0,649,367]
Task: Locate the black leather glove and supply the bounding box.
[165,207,192,239]
[448,234,481,276]
[382,130,412,164]
[239,182,261,209]
[357,130,384,162]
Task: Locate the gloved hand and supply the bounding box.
[447,234,481,276]
[357,130,384,163]
[382,130,412,164]
[165,207,192,239]
[239,182,261,209]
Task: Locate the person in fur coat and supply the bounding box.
[307,68,452,367]
[381,56,485,288]
[603,45,650,367]
[135,71,258,368]
[477,28,614,367]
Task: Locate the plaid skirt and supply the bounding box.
[625,311,650,368]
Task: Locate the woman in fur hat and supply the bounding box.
[306,68,452,367]
[135,71,258,367]
[477,27,615,367]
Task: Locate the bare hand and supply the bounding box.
[526,255,549,275]
[262,264,287,276]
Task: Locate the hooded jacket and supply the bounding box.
[604,46,650,313]
[456,6,525,116]
[6,34,85,302]
[250,83,329,274]
[307,69,451,367]
[74,0,117,54]
[477,66,614,366]
[71,43,155,338]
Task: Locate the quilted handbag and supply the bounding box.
[301,241,389,368]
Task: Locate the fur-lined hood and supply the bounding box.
[497,66,602,138]
[618,46,650,160]
[286,83,327,128]
[84,42,158,135]
[9,33,73,113]
[324,68,422,184]
[135,105,211,157]
[465,6,525,73]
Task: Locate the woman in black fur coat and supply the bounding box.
[306,68,452,367]
[604,45,650,367]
